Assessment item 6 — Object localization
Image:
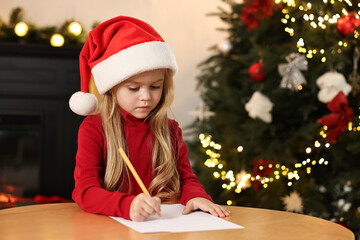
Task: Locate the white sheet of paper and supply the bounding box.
[110,204,244,233]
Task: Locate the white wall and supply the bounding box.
[0,0,228,127]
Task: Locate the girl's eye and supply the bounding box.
[129,87,139,91]
[151,85,161,89]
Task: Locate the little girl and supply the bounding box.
[69,16,230,221]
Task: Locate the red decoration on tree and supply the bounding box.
[252,159,275,191]
[249,61,266,82]
[241,0,279,31]
[318,91,353,143]
[337,13,360,36]
[336,219,350,229]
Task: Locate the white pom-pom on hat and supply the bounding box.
[69,91,98,116]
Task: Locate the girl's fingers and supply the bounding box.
[142,202,157,215]
[208,206,219,217]
[215,205,229,217]
[144,196,161,217]
[197,201,231,218]
[214,205,231,218]
[223,207,231,216]
[130,193,160,221]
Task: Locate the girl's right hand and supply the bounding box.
[129,193,161,221]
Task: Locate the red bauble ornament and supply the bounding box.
[337,13,360,36]
[252,159,275,191]
[249,62,266,82]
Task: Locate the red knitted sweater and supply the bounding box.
[72,110,212,219]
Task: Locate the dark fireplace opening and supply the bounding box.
[0,113,42,198]
[0,43,84,208]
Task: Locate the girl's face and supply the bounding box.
[114,69,165,119]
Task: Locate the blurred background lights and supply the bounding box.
[50,34,65,47]
[14,22,28,37]
[68,21,82,36]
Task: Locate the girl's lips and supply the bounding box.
[137,106,150,110]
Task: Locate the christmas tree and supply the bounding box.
[188,0,360,236]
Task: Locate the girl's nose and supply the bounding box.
[139,89,151,101]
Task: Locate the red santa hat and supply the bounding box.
[69,16,178,116]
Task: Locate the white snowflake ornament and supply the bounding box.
[281,191,304,213]
[245,91,274,123]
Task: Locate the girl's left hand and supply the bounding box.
[182,197,231,218]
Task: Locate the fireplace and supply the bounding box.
[0,43,84,204]
[0,113,41,197]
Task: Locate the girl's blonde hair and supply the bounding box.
[100,69,180,201]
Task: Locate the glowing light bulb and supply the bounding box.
[14,22,29,37]
[68,21,82,36]
[199,134,205,140]
[297,38,304,46]
[50,34,65,47]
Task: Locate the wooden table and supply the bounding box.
[0,203,354,240]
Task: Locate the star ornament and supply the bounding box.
[281,191,304,213]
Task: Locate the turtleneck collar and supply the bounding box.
[120,108,149,127]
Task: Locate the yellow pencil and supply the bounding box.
[118,147,162,218]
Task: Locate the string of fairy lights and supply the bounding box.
[276,0,360,62]
[199,109,360,205]
[13,21,83,47]
[200,133,330,205]
[348,108,360,132]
